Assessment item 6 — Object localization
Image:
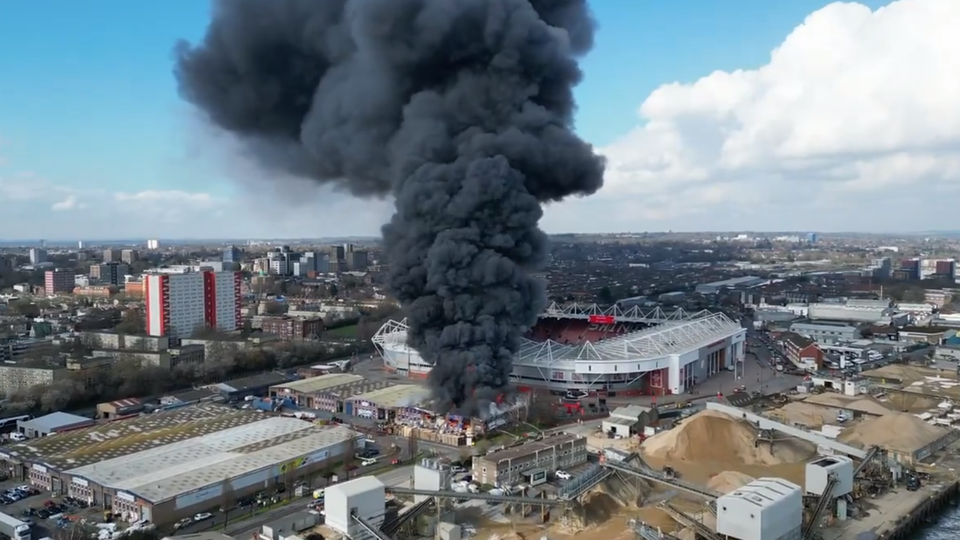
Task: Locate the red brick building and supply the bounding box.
[781,332,823,368]
[260,316,324,341]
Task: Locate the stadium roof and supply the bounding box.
[541,301,699,323]
[68,417,359,503]
[374,310,742,363]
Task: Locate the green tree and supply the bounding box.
[597,286,613,305]
[114,309,146,335]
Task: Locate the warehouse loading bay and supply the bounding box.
[253,396,960,540]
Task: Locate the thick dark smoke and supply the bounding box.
[175,0,605,414]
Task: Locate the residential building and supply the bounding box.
[44,269,75,295]
[0,256,11,272]
[0,363,67,395]
[73,285,118,298]
[346,250,368,271]
[90,262,130,286]
[90,344,205,369]
[121,249,140,264]
[260,316,324,341]
[102,249,122,263]
[472,433,587,487]
[0,337,56,363]
[779,332,824,368]
[899,258,921,280]
[863,257,892,279]
[144,271,242,337]
[29,248,47,265]
[146,239,160,250]
[925,290,953,308]
[223,246,242,264]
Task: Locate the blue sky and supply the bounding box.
[2,0,932,240]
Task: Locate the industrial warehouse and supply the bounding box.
[0,404,362,525]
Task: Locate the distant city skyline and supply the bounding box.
[5,0,958,238]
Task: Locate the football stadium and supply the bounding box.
[372,302,746,396]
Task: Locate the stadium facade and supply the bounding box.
[372,302,746,396]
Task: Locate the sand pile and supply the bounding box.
[776,402,831,428]
[707,471,755,494]
[641,410,816,466]
[582,491,623,524]
[839,412,948,454]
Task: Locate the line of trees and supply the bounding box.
[3,341,361,417]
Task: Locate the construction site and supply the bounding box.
[267,363,960,540]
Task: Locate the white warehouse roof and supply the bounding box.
[721,477,801,508]
[68,417,360,503]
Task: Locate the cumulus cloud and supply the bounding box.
[547,0,960,233]
[51,195,83,211]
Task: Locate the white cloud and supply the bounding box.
[51,195,83,211]
[545,0,960,233]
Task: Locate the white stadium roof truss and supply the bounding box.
[541,301,698,323]
[373,305,742,366]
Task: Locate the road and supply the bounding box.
[175,465,417,538]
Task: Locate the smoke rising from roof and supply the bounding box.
[175,0,605,414]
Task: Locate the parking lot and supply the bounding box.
[0,479,107,539]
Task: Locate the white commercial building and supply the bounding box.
[716,478,803,540]
[325,477,386,539]
[145,271,242,337]
[807,302,893,324]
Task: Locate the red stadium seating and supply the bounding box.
[526,318,651,345]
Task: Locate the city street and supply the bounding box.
[217,465,416,539]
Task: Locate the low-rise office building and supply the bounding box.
[472,433,587,487]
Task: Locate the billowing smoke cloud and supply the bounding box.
[175,0,605,414]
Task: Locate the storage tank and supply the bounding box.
[324,476,386,538]
[716,478,802,540]
[805,456,854,498]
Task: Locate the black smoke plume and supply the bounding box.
[175,0,605,414]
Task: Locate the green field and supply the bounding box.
[324,324,359,339]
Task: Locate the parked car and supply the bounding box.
[194,513,213,522]
[555,470,572,480]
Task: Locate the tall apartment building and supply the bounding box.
[121,249,140,264]
[346,250,368,271]
[44,269,75,294]
[146,239,161,250]
[223,246,242,263]
[102,248,122,263]
[899,258,921,280]
[90,262,130,286]
[29,248,47,265]
[144,271,242,337]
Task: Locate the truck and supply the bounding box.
[0,511,30,540]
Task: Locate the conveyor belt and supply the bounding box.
[600,461,721,500]
[352,513,394,540]
[853,446,881,477]
[381,497,433,536]
[659,502,722,540]
[386,487,564,506]
[803,474,838,540]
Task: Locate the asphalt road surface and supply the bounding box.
[215,465,416,539]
